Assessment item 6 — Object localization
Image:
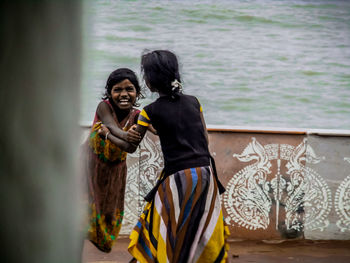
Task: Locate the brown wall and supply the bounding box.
[209,131,306,240]
[118,129,350,240]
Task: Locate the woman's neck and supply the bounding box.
[158,91,168,97]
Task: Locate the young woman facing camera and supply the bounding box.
[84,68,142,253]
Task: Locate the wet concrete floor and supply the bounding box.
[82,237,350,263]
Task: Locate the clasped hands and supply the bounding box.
[98,124,141,144]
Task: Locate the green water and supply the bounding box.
[81,0,350,129]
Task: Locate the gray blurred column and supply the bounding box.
[0,1,83,262]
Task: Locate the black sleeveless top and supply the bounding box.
[139,93,210,175]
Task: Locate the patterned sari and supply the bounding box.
[128,166,230,263]
[84,100,139,252]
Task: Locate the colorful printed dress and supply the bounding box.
[128,94,230,263]
[85,100,139,252]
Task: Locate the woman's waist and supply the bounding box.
[163,155,210,175]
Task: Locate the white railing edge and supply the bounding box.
[79,122,350,136]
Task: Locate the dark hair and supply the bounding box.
[102,68,143,106]
[141,50,182,99]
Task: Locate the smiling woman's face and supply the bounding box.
[110,79,137,110]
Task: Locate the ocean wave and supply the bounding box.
[105,35,150,42]
[301,70,326,76]
[234,15,276,24]
[293,4,338,9]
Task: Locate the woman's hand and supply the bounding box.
[148,124,157,135]
[127,125,141,143]
[98,124,110,139]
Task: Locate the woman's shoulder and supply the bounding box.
[131,107,141,115]
[96,100,112,113]
[180,93,200,105]
[97,99,111,109]
[182,93,197,100]
[130,105,140,112]
[143,99,158,111]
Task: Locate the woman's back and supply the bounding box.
[141,93,210,175]
[129,50,229,263]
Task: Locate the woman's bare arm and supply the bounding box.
[147,124,157,135]
[100,123,148,153]
[96,101,129,141]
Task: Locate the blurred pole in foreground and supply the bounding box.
[0,1,83,262]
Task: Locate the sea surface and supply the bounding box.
[81,0,350,130]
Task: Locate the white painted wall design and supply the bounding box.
[335,158,350,232]
[222,138,332,232]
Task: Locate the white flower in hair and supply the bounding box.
[171,79,183,92]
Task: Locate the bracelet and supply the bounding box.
[105,131,110,140]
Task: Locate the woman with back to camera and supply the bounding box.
[100,50,230,262]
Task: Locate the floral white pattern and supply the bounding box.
[335,158,350,232]
[223,138,332,232]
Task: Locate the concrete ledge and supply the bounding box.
[81,122,350,136]
[207,124,350,136]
